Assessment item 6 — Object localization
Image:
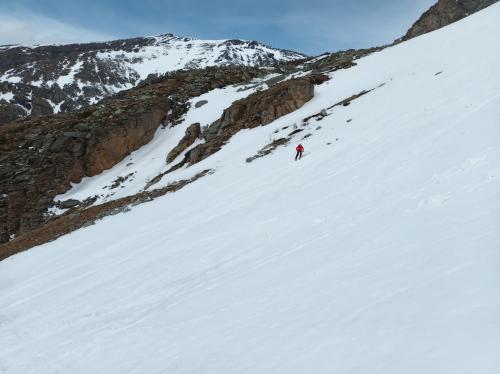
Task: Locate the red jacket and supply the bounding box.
[296,145,304,152]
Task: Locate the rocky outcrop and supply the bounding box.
[246,138,290,163]
[275,47,384,77]
[182,78,314,166]
[31,96,55,117]
[85,108,168,175]
[400,0,498,41]
[166,123,201,163]
[0,99,170,243]
[0,100,26,124]
[0,66,263,243]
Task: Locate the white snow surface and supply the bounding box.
[1,5,500,374]
[0,91,14,102]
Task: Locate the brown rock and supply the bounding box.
[31,96,54,117]
[85,105,169,176]
[400,0,498,41]
[184,78,314,165]
[308,74,330,85]
[166,123,201,163]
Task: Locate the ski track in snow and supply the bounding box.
[1,4,500,374]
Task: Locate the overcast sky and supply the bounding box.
[0,0,436,55]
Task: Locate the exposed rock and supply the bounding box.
[0,101,26,125]
[308,74,330,85]
[303,88,378,124]
[288,129,304,136]
[108,173,135,190]
[246,138,290,163]
[183,78,314,166]
[166,123,201,163]
[58,199,80,209]
[0,66,263,243]
[31,96,54,117]
[194,100,208,108]
[275,48,384,77]
[84,105,168,176]
[400,0,499,41]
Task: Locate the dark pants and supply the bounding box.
[295,151,303,160]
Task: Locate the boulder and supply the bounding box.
[194,100,208,108]
[166,123,201,163]
[58,199,80,209]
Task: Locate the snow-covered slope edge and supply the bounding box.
[0,34,305,125]
[1,4,500,374]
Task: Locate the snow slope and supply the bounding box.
[1,4,500,374]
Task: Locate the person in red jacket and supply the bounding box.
[295,144,304,160]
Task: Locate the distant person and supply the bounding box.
[295,144,304,160]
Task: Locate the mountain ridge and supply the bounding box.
[0,33,305,125]
[400,0,499,40]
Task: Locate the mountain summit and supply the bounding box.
[0,34,305,125]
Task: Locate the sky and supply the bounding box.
[0,0,437,55]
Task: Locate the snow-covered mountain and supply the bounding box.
[0,34,305,125]
[1,3,500,374]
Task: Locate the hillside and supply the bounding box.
[0,34,304,125]
[0,3,500,374]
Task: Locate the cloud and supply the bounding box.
[0,13,114,46]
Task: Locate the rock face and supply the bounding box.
[0,34,305,125]
[0,67,262,243]
[166,123,201,163]
[183,78,314,165]
[400,0,498,40]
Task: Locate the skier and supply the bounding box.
[295,144,304,160]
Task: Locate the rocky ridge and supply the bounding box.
[400,0,499,40]
[0,34,305,126]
